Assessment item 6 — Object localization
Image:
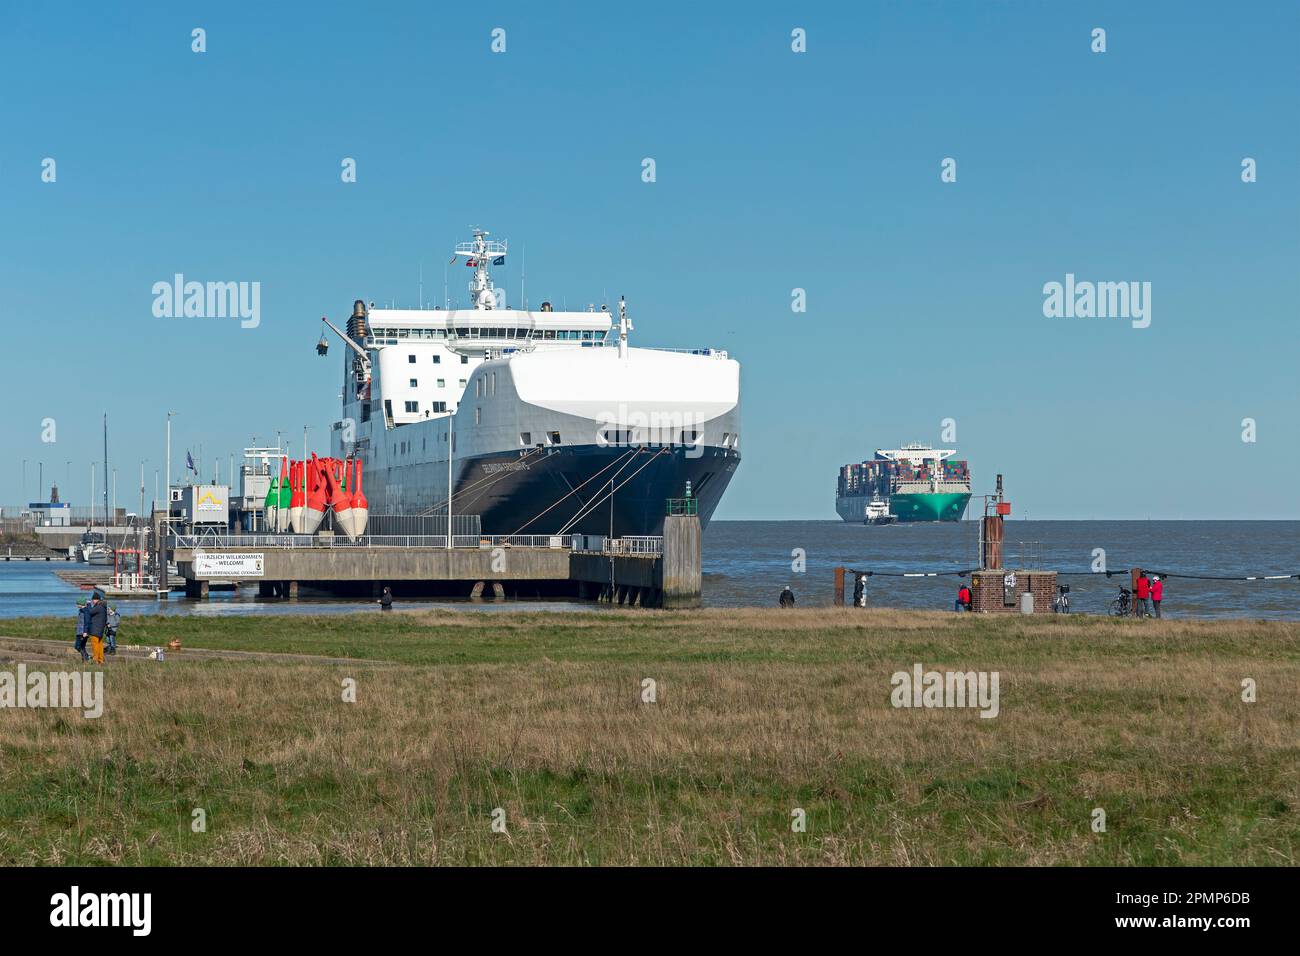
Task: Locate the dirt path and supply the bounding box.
[0,635,384,666]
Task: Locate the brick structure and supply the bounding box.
[967,568,1058,614]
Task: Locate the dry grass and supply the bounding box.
[1,609,1296,865]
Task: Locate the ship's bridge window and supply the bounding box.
[432,401,446,413]
[404,401,418,413]
[543,330,556,340]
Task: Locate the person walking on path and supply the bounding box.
[86,592,108,665]
[1150,575,1163,618]
[955,584,972,612]
[1135,572,1152,618]
[74,598,90,663]
[852,574,865,608]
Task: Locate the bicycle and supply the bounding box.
[1109,587,1132,617]
[1052,586,1070,614]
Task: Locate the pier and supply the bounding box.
[168,513,702,608]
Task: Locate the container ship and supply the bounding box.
[835,444,971,523]
[319,227,741,537]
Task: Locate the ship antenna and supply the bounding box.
[618,296,633,358]
[455,226,507,310]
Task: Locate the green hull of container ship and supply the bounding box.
[890,492,971,522]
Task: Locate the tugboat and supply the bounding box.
[863,495,896,525]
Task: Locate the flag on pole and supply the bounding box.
[185,451,196,474]
[492,255,505,266]
[466,258,477,267]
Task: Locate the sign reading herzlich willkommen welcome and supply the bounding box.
[193,552,264,578]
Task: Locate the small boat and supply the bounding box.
[78,531,107,562]
[863,496,897,526]
[86,544,114,565]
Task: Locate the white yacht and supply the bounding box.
[321,229,741,536]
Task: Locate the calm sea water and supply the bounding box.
[0,521,1296,621]
[703,520,1299,618]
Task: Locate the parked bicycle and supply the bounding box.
[1109,587,1132,617]
[1052,585,1071,614]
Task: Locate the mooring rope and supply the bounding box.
[419,444,548,517]
[508,446,640,535]
[557,446,672,536]
[848,568,1300,582]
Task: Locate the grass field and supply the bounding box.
[1,609,1297,865]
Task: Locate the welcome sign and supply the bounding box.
[193,552,264,578]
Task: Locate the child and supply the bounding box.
[106,605,121,655]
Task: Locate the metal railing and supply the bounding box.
[571,535,664,556]
[644,347,730,359]
[665,498,698,516]
[169,532,587,551]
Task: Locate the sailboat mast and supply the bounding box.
[103,414,110,528]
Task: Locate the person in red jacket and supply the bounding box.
[1150,575,1163,618]
[955,584,972,612]
[1135,572,1151,618]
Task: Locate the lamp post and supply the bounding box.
[446,413,453,550]
[162,412,174,597]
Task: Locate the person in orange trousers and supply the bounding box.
[86,592,108,664]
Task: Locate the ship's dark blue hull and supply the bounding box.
[451,444,739,536]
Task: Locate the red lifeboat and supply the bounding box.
[288,460,305,532]
[300,454,327,534]
[324,459,356,540]
[350,458,369,538]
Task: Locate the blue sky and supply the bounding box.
[2,0,1296,519]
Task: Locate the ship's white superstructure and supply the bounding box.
[324,229,741,535]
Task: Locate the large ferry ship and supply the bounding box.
[836,444,971,523]
[322,229,741,536]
